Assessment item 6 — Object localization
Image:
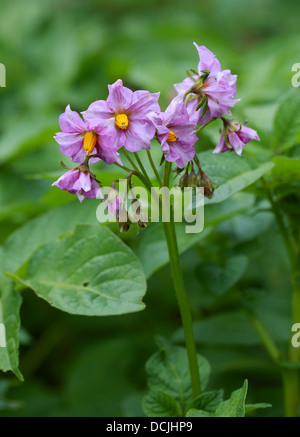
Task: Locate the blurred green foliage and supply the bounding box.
[0,0,300,417]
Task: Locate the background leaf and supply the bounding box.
[143,339,210,416]
[196,255,248,295]
[273,92,300,149]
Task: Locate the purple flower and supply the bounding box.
[214,121,260,156]
[52,168,102,203]
[54,105,122,165]
[106,187,122,217]
[148,98,198,168]
[82,79,160,152]
[174,43,239,125]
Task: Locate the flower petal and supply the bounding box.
[213,133,229,154]
[124,119,155,152]
[164,98,190,127]
[238,126,260,143]
[228,131,245,155]
[59,105,86,133]
[82,100,113,121]
[54,132,86,164]
[107,79,133,113]
[128,90,160,117]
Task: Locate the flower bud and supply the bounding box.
[188,170,198,187]
[117,215,131,233]
[197,171,214,198]
[106,187,122,217]
[179,172,190,190]
[129,199,148,229]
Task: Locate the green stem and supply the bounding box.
[147,150,163,187]
[245,308,280,363]
[265,187,296,268]
[263,183,300,416]
[195,117,218,133]
[134,153,153,187]
[285,272,300,417]
[122,149,140,173]
[114,162,134,173]
[282,370,299,417]
[162,161,202,398]
[114,163,152,192]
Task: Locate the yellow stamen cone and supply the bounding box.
[115,113,129,130]
[167,130,177,142]
[83,131,97,155]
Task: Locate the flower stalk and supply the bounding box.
[162,161,202,398]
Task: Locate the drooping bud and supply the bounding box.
[188,169,198,187]
[197,171,214,198]
[79,162,90,172]
[129,199,148,229]
[222,118,242,132]
[179,171,190,190]
[117,217,131,233]
[106,187,122,217]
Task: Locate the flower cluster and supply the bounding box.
[52,42,259,210]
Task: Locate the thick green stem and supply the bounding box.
[264,184,300,416]
[282,369,299,417]
[284,273,300,417]
[117,157,201,397]
[290,274,300,362]
[162,161,202,398]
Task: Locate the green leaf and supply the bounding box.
[215,380,248,417]
[143,340,210,417]
[245,403,272,414]
[198,150,253,185]
[186,409,213,417]
[205,192,256,227]
[273,92,300,149]
[196,255,248,295]
[0,202,102,377]
[187,382,250,417]
[206,162,274,204]
[269,156,300,188]
[8,224,146,316]
[2,201,98,275]
[142,390,182,417]
[186,389,224,413]
[0,281,23,380]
